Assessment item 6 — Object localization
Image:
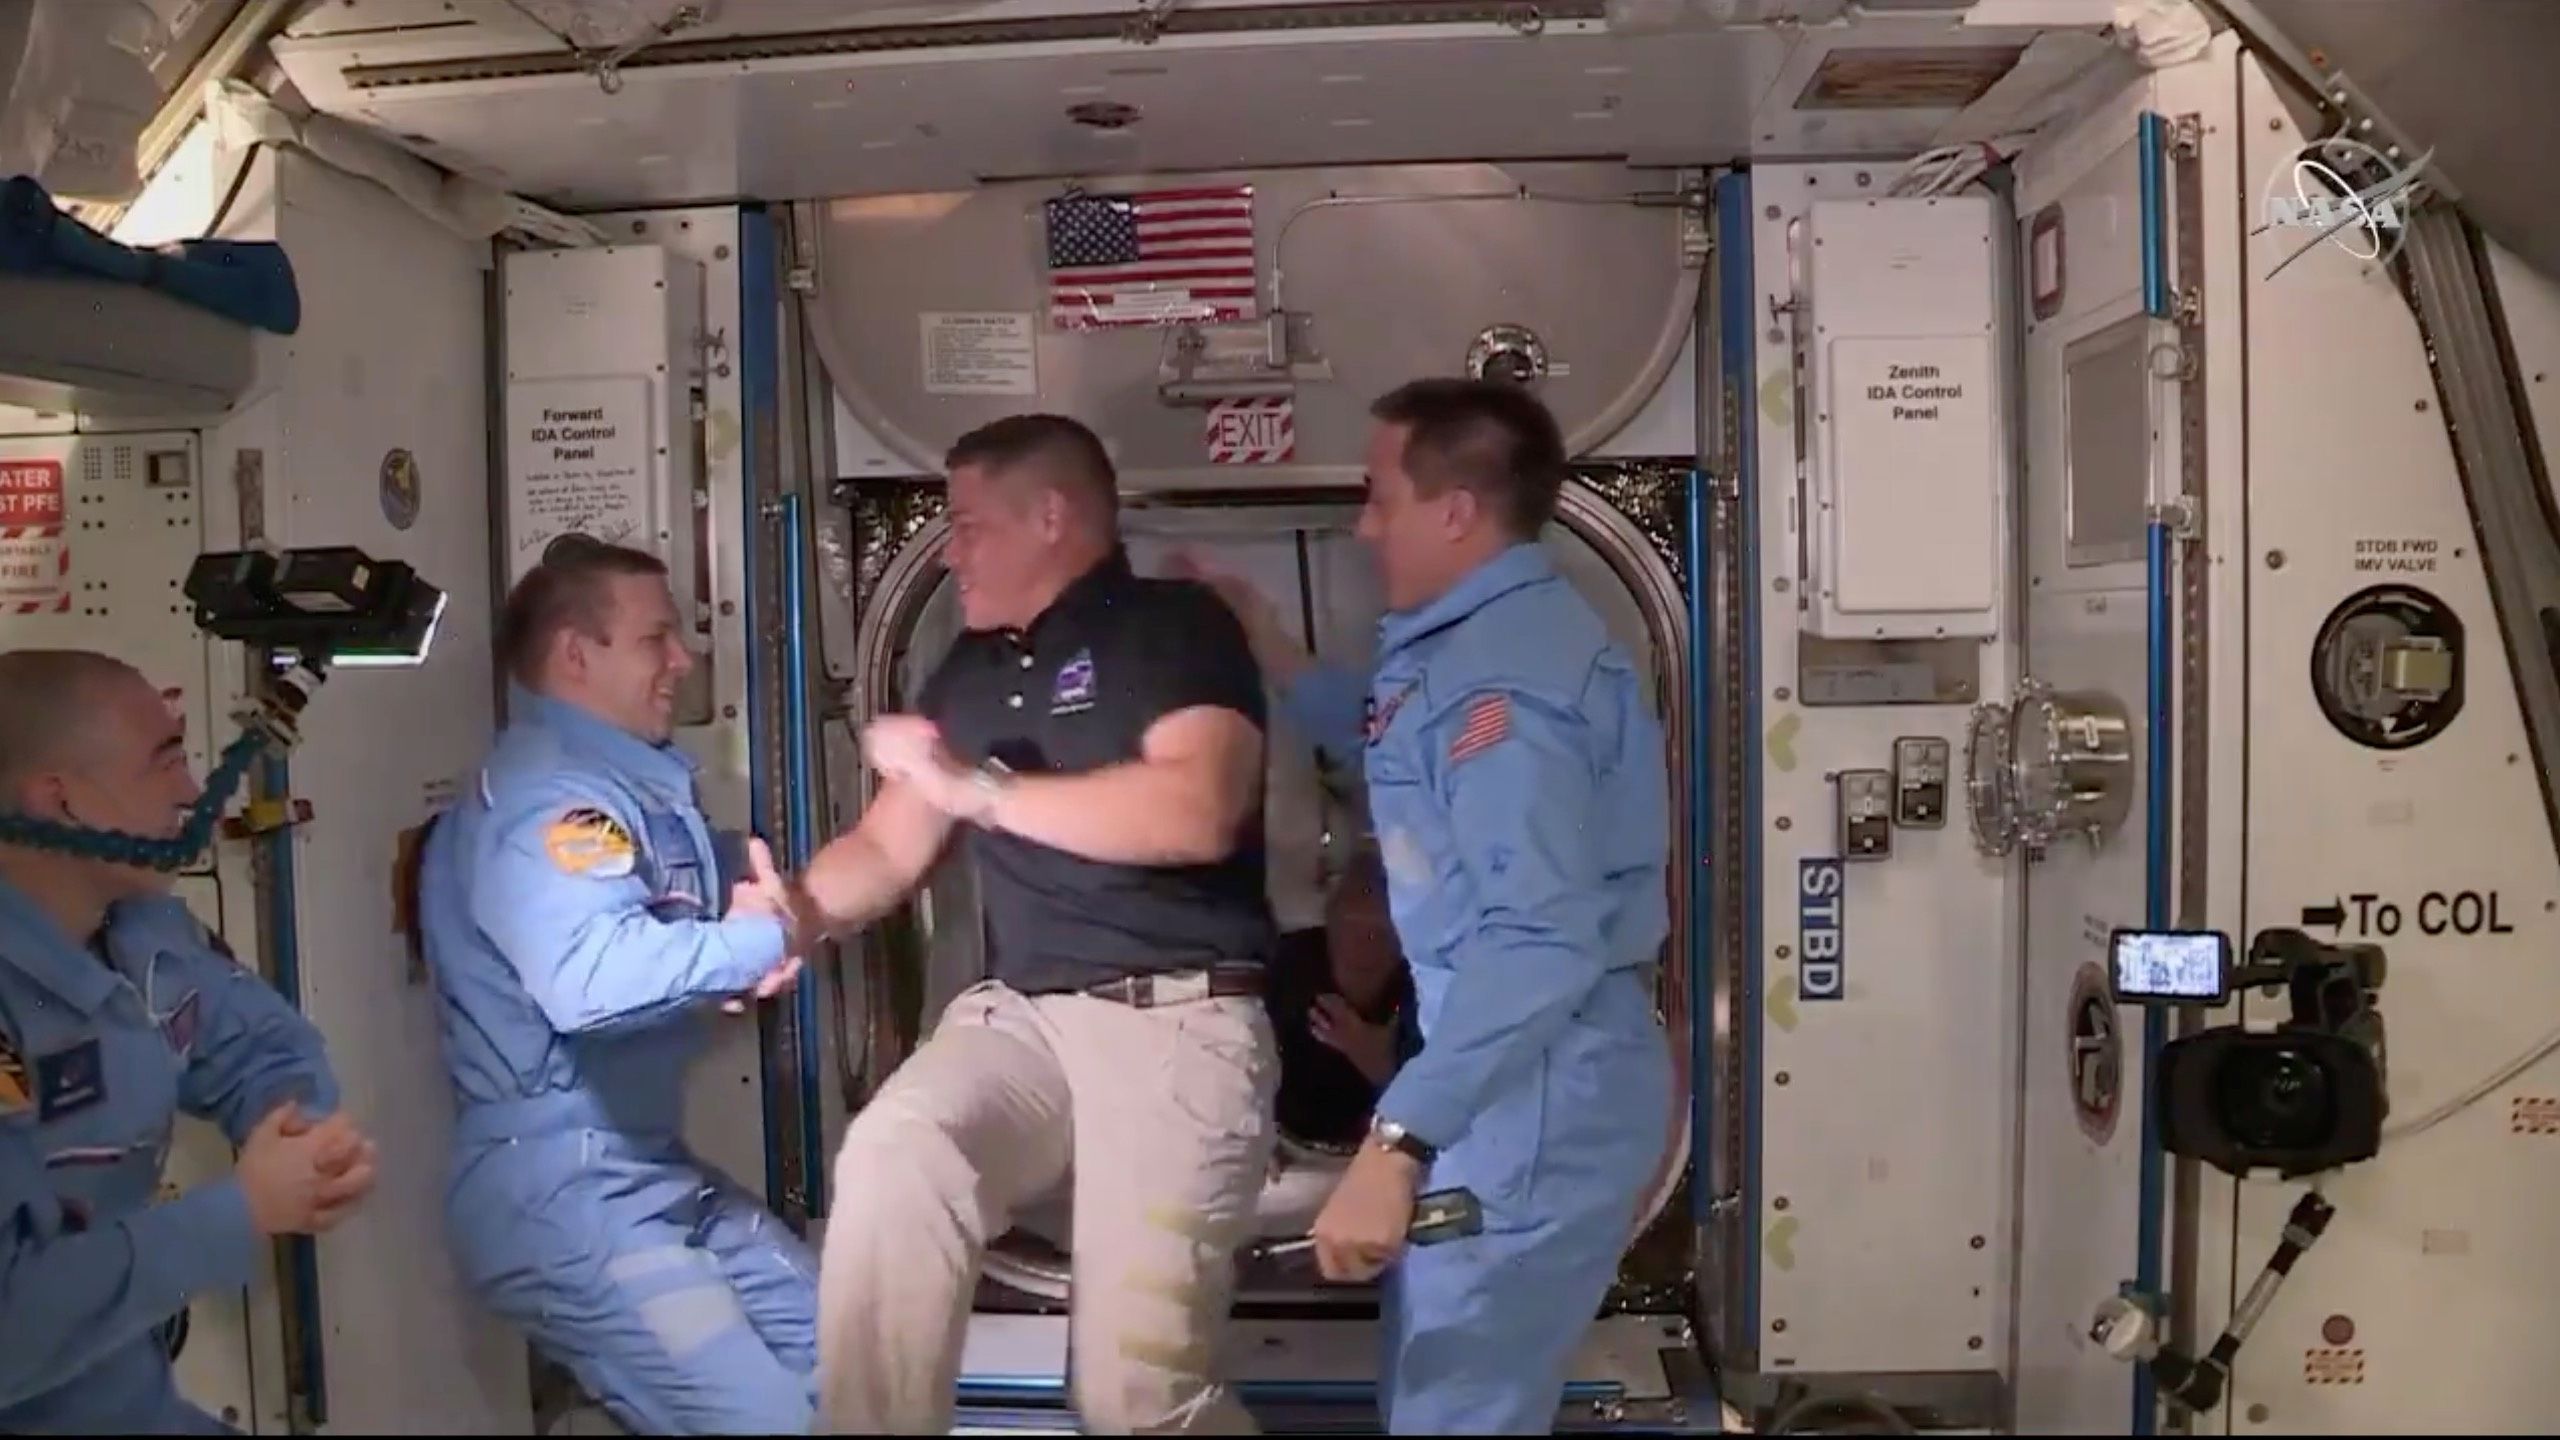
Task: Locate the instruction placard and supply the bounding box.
[505,377,655,571]
[0,458,68,611]
[921,312,1038,396]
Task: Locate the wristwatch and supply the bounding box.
[962,759,1012,822]
[1369,1115,1437,1166]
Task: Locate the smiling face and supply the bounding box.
[560,570,694,744]
[944,461,1071,632]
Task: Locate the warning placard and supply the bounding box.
[0,459,68,613]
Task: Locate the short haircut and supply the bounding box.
[944,413,1119,521]
[1370,377,1570,539]
[0,648,140,789]
[495,537,670,688]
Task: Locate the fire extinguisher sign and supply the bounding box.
[0,459,69,614]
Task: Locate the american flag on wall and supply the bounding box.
[1043,186,1259,330]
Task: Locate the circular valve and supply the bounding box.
[2309,583,2465,750]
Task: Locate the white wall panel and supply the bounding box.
[1749,163,2018,1378]
[2006,61,2183,1433]
[2209,53,2560,1433]
[560,207,772,1211]
[204,148,531,1433]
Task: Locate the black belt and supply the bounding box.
[1081,964,1265,1008]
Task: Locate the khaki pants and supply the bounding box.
[815,979,1279,1435]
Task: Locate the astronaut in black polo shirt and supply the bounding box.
[773,414,1280,1436]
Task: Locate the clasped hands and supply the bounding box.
[239,1100,379,1238]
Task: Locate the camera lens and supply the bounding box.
[2219,1046,2335,1151]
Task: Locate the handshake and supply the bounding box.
[713,714,980,1015]
[723,836,815,1013]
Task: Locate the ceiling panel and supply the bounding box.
[270,9,2079,209]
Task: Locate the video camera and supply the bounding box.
[183,546,447,669]
[2095,925,2386,1416]
[2109,926,2389,1180]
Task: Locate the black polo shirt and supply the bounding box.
[917,547,1278,995]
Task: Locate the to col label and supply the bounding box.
[2306,890,2515,938]
[1799,858,1845,1002]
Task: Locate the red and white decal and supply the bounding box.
[1204,396,1295,465]
[0,460,68,615]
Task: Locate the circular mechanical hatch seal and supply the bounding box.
[2309,583,2465,750]
[2068,962,2122,1145]
[1466,324,1549,387]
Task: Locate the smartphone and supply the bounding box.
[2108,928,2234,1005]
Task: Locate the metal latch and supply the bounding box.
[2381,637,2455,699]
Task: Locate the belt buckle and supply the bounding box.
[1126,974,1155,1008]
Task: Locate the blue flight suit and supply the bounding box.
[1280,541,1676,1435]
[419,687,816,1435]
[0,876,339,1434]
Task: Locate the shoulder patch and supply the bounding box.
[1448,693,1512,766]
[0,1032,27,1116]
[1365,682,1417,747]
[544,807,639,879]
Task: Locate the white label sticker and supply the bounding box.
[506,376,656,570]
[921,312,1039,396]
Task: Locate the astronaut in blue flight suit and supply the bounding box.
[1181,378,1675,1434]
[418,539,816,1435]
[0,648,380,1435]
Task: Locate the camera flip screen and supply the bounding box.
[2111,929,2232,1004]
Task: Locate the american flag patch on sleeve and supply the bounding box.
[1448,693,1512,765]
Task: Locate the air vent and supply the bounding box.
[1795,44,2023,111]
[1067,101,1141,130]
